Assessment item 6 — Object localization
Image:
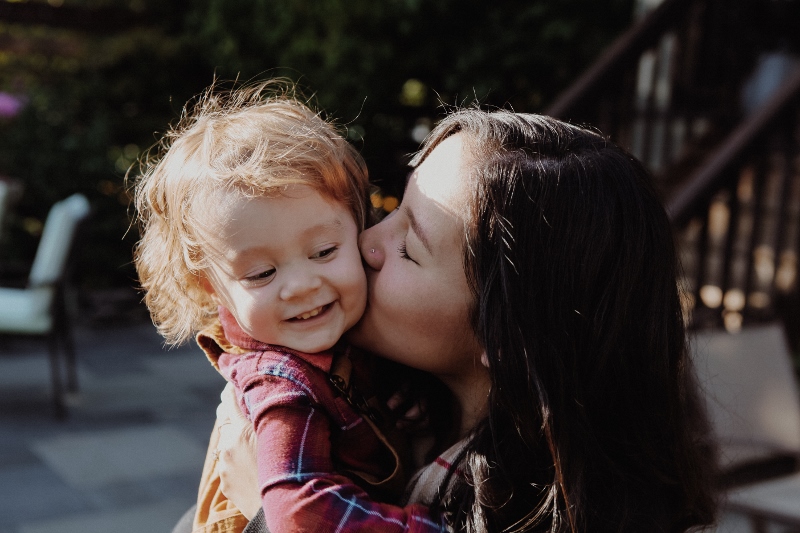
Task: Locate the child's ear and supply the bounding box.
[198,273,220,304]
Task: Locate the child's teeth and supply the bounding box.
[298,306,322,320]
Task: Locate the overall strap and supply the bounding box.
[328,347,406,497]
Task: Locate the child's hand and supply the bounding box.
[216,383,261,520]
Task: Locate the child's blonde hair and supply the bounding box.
[133,81,370,344]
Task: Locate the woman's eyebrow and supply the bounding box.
[405,206,433,254]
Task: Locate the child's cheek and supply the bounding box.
[340,260,368,325]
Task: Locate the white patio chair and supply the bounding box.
[0,193,90,418]
[692,323,800,531]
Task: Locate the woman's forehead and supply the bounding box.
[404,134,471,249]
[409,133,471,217]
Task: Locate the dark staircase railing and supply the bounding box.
[548,0,800,352]
[668,69,800,351]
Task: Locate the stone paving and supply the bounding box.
[0,319,223,533]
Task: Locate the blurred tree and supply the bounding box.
[0,19,207,289]
[185,0,634,191]
[0,0,632,291]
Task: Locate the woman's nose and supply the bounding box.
[279,270,323,301]
[359,225,384,271]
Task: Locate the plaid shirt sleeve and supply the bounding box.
[218,350,450,533]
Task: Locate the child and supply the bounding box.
[133,83,447,533]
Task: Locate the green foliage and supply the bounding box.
[0,0,633,289]
[0,24,204,287]
[179,0,634,192]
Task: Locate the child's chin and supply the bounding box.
[342,326,369,355]
[296,336,339,354]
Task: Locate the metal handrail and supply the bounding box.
[546,0,692,119]
[666,68,800,226]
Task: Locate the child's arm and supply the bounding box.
[218,351,449,533]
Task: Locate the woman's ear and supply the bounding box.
[480,351,489,368]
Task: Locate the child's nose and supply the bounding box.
[359,226,384,271]
[279,270,323,300]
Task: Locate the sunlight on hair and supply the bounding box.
[679,290,695,326]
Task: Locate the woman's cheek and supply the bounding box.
[370,265,414,336]
[383,263,418,316]
[348,271,369,325]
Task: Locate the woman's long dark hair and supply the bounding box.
[416,111,717,532]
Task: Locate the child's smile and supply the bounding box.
[289,302,333,321]
[200,185,367,354]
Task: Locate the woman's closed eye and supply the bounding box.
[398,241,418,264]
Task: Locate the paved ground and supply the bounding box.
[0,310,794,532]
[0,318,223,533]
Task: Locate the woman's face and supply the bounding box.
[347,134,483,379]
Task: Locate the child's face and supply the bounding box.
[201,185,367,353]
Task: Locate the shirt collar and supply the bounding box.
[196,306,334,374]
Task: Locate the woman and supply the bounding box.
[212,109,717,532]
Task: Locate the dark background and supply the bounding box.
[0,0,633,294]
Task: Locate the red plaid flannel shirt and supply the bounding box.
[214,308,449,533]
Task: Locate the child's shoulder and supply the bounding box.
[196,317,241,370]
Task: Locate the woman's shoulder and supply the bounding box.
[403,437,468,506]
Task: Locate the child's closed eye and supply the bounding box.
[311,246,338,260]
[243,268,276,284]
